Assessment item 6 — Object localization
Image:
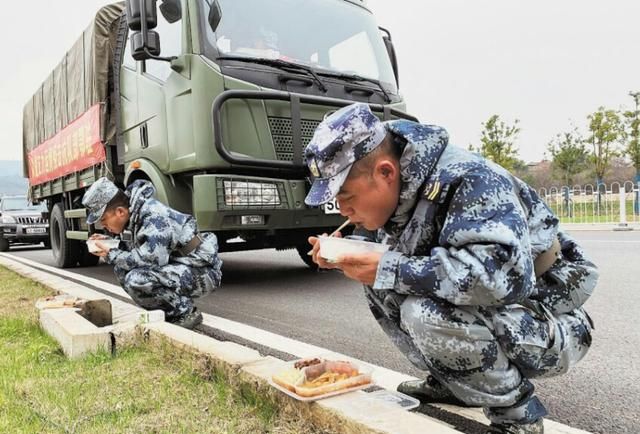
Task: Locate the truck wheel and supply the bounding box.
[50,203,81,268]
[0,237,9,252]
[295,244,318,270]
[78,243,100,267]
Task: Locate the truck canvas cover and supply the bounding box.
[22,2,125,182]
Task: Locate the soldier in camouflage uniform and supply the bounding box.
[82,177,222,329]
[305,104,597,434]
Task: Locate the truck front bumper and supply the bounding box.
[193,174,344,232]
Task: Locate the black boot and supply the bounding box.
[397,375,473,407]
[486,418,544,434]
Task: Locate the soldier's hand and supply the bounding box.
[93,240,111,257]
[307,233,342,270]
[336,251,383,286]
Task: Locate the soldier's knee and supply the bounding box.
[121,271,137,292]
[401,296,493,337]
[400,296,501,374]
[401,295,496,343]
[400,295,448,327]
[122,269,154,294]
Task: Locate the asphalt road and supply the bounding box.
[7,230,639,434]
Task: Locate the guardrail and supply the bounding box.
[538,181,640,225]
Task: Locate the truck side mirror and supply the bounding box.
[131,31,161,60]
[126,0,158,31]
[379,27,399,87]
[159,0,181,24]
[127,0,162,60]
[208,0,222,32]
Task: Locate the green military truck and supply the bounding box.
[22,0,415,268]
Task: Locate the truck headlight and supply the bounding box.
[223,181,280,206]
[0,215,16,224]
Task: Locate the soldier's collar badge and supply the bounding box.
[424,180,441,201]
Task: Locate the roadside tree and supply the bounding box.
[547,128,589,186]
[624,91,640,214]
[473,115,522,171]
[586,107,624,210]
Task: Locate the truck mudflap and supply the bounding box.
[211,89,418,172]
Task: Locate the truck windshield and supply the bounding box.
[1,198,45,212]
[201,0,397,90]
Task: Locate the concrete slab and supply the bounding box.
[39,308,112,359]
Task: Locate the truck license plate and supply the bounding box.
[323,199,341,214]
[26,227,47,234]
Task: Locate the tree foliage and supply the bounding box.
[624,92,640,176]
[547,128,589,186]
[586,107,624,183]
[474,115,522,171]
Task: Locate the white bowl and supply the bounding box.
[318,236,389,262]
[86,239,120,253]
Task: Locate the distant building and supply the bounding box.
[526,159,552,174]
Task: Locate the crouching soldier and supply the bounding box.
[82,177,222,329]
[305,104,597,433]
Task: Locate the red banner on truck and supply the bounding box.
[28,104,106,185]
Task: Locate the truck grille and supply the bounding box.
[268,117,321,161]
[16,216,48,225]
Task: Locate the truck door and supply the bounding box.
[119,28,141,163]
[133,0,193,173]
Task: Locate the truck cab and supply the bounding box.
[24,0,415,268]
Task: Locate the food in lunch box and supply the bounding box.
[272,368,305,392]
[301,371,353,388]
[293,360,372,398]
[294,357,322,369]
[272,359,372,399]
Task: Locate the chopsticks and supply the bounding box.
[328,219,351,237]
[307,219,351,256]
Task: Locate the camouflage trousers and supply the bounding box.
[373,293,592,424]
[114,263,219,319]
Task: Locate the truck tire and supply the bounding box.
[50,203,81,268]
[295,244,318,270]
[0,237,9,252]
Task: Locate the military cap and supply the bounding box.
[82,177,120,225]
[304,103,386,206]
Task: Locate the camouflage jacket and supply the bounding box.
[106,180,221,271]
[371,120,561,308]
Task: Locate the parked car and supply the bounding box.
[0,195,49,251]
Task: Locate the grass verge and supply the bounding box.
[0,265,325,434]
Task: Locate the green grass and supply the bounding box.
[0,266,325,434]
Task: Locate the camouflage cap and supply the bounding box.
[82,177,120,225]
[304,103,386,206]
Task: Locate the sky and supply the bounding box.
[1,0,639,163]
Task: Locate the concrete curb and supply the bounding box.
[0,253,592,434]
[39,307,112,358]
